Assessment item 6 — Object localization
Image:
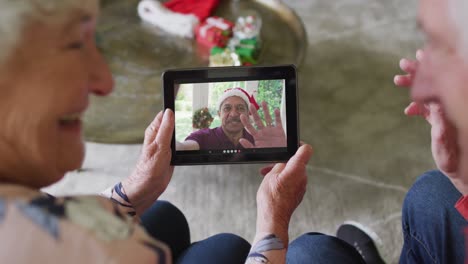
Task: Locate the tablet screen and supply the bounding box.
[163,65,298,165]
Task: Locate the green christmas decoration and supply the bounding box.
[192,107,214,129]
[211,46,226,55]
[238,38,260,50]
[210,37,260,66]
[235,38,260,64]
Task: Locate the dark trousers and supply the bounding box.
[141,170,467,263]
[400,170,467,263]
[141,201,364,263]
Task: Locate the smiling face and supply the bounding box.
[0,9,113,188]
[218,96,248,135]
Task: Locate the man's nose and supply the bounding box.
[229,109,240,117]
[87,44,114,96]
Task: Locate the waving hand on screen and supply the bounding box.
[240,101,287,149]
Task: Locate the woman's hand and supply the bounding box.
[254,144,313,245]
[122,109,175,216]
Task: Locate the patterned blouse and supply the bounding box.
[0,183,171,263]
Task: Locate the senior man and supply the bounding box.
[334,0,468,263]
[396,0,468,262]
[177,88,287,150]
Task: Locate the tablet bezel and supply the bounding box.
[163,65,299,165]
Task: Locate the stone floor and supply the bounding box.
[44,0,430,263]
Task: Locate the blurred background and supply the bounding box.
[45,0,428,263]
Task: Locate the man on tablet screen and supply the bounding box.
[176,88,287,151]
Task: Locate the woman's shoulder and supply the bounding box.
[0,184,171,263]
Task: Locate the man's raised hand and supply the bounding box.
[239,101,287,148]
[395,49,459,177]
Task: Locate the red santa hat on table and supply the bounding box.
[217,88,260,112]
[163,0,220,21]
[137,0,220,38]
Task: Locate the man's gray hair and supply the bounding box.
[0,0,98,66]
[449,0,468,59]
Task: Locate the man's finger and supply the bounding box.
[155,109,175,149]
[427,103,446,125]
[262,101,273,126]
[239,138,255,149]
[241,114,258,137]
[404,102,429,117]
[250,103,265,130]
[394,75,413,87]
[416,49,425,61]
[274,109,283,129]
[144,111,164,145]
[404,102,422,116]
[400,58,418,74]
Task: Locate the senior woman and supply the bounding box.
[0,1,365,264]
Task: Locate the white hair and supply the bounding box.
[449,0,468,59]
[0,0,98,66]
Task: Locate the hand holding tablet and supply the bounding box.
[163,65,299,165]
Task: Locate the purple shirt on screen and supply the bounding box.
[185,127,255,150]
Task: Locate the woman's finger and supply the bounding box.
[260,164,275,176]
[279,145,313,181]
[144,111,164,145]
[155,109,175,149]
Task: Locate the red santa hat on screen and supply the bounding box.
[217,88,260,112]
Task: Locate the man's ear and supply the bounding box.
[218,111,221,117]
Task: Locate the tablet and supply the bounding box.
[163,65,299,165]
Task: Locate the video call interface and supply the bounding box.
[174,79,287,155]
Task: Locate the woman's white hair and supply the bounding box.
[449,0,468,59]
[0,0,98,65]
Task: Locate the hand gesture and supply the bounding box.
[122,109,175,216]
[395,50,459,176]
[239,101,287,148]
[255,145,313,243]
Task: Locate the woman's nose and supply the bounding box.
[88,43,114,96]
